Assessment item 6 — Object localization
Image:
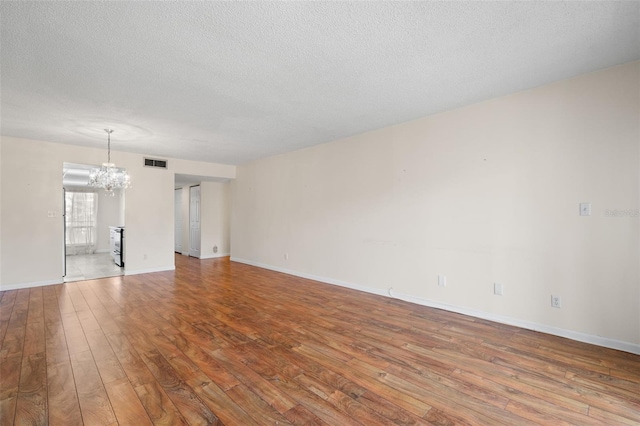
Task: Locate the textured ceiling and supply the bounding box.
[1,1,639,165]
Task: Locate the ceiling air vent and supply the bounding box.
[144,158,168,169]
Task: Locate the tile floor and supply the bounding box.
[64,252,123,282]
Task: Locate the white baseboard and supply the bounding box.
[2,264,174,290]
[95,249,110,254]
[0,278,63,291]
[387,289,640,355]
[199,253,231,260]
[231,257,389,297]
[124,265,175,276]
[230,257,640,355]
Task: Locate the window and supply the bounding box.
[65,191,98,254]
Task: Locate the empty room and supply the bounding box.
[1,1,639,425]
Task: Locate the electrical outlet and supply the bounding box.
[580,203,591,216]
[551,295,562,308]
[494,282,503,296]
[438,274,446,287]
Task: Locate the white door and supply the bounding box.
[189,185,201,258]
[174,188,182,253]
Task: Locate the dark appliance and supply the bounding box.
[110,226,124,267]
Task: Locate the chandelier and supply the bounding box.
[88,129,131,196]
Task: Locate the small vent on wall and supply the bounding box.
[144,158,168,169]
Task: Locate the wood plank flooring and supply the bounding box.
[1,255,639,425]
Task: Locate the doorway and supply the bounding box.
[62,162,125,282]
[175,176,231,260]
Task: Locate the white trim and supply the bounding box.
[388,289,640,355]
[124,265,175,276]
[230,257,389,297]
[2,264,176,289]
[0,278,63,291]
[199,253,231,260]
[230,257,640,355]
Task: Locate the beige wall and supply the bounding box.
[0,136,235,288]
[200,181,231,258]
[231,62,640,350]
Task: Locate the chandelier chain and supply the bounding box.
[106,128,113,164]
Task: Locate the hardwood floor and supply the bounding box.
[1,255,639,425]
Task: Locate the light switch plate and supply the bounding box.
[579,203,591,216]
[494,282,503,296]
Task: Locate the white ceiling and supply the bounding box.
[2,1,639,165]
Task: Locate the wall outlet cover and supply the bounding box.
[438,274,446,287]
